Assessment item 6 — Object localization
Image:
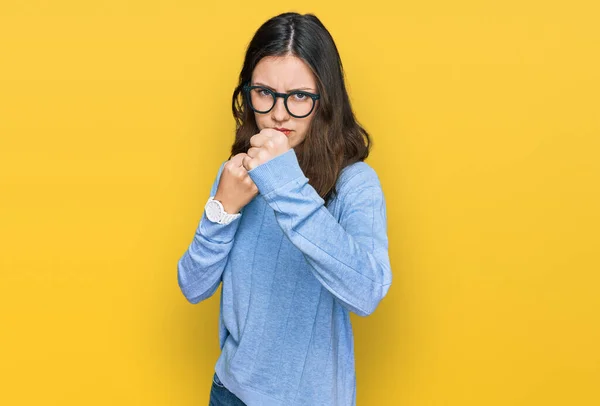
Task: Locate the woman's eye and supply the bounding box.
[259,89,271,96]
[293,93,307,101]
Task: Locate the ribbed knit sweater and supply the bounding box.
[178,148,392,405]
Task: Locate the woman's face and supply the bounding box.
[250,55,318,149]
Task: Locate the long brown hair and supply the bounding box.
[231,12,371,205]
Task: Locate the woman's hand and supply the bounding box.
[213,153,259,214]
[242,128,291,171]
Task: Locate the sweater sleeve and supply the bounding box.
[247,149,392,316]
[177,161,242,304]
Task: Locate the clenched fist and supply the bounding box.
[242,128,291,171]
[214,153,259,214]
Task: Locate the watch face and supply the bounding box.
[205,200,222,222]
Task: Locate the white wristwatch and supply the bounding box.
[204,197,241,225]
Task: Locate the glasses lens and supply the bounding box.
[249,87,275,113]
[287,92,314,117]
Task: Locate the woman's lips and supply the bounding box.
[274,128,292,136]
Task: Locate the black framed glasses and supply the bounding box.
[242,84,320,118]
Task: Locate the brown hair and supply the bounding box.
[230,12,371,204]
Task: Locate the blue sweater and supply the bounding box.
[178,148,392,406]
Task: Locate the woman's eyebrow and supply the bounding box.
[253,81,316,92]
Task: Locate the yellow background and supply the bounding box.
[1,1,599,405]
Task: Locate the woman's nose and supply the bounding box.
[271,97,290,122]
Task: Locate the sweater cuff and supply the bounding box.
[247,148,306,195]
[196,211,240,243]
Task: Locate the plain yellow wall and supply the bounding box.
[1,1,599,405]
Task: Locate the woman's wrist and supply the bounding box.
[213,194,240,214]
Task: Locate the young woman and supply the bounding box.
[178,12,392,406]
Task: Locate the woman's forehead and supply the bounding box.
[252,55,316,90]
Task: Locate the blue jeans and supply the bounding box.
[209,372,247,406]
